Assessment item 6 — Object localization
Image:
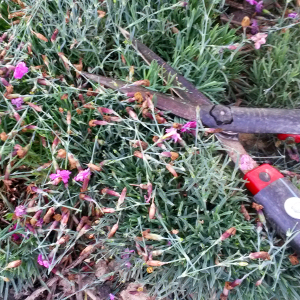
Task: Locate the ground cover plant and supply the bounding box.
[1,0,300,299]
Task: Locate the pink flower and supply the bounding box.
[13,62,28,79]
[251,19,259,35]
[109,294,115,300]
[227,44,238,50]
[37,254,51,268]
[250,33,268,49]
[288,12,298,19]
[239,154,256,171]
[181,121,197,134]
[11,98,24,109]
[14,205,27,217]
[164,128,181,143]
[121,248,135,259]
[74,168,91,182]
[255,1,263,13]
[49,169,71,186]
[246,0,257,4]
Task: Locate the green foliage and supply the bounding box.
[0,0,300,300]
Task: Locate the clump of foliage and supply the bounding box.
[0,1,300,300]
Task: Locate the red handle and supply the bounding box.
[277,134,300,143]
[243,164,284,195]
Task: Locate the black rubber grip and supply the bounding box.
[254,178,300,254]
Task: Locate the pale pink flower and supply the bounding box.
[14,205,27,217]
[227,44,238,50]
[239,154,256,171]
[164,128,181,143]
[13,62,28,79]
[49,169,71,186]
[250,33,268,49]
[74,168,91,182]
[11,98,24,109]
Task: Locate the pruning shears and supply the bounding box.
[83,28,300,254]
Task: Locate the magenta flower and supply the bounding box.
[74,168,91,182]
[37,254,51,268]
[36,218,44,227]
[164,128,181,143]
[246,0,257,4]
[49,169,71,186]
[250,32,268,49]
[14,205,27,217]
[181,121,197,134]
[121,248,135,259]
[13,62,28,79]
[11,97,24,109]
[109,294,115,300]
[251,19,259,35]
[288,12,298,19]
[255,1,263,13]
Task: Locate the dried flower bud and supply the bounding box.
[146,260,166,267]
[143,233,164,241]
[166,164,178,177]
[66,111,71,125]
[77,224,91,239]
[220,227,236,241]
[57,149,66,159]
[76,108,82,114]
[30,210,43,226]
[0,132,8,141]
[89,119,109,127]
[56,235,70,245]
[151,250,164,257]
[240,204,250,221]
[134,151,144,159]
[252,202,264,211]
[249,251,270,260]
[28,102,43,112]
[101,188,121,197]
[58,52,70,71]
[76,216,90,231]
[117,187,127,209]
[257,210,266,225]
[102,207,116,213]
[97,10,106,18]
[241,16,250,27]
[132,79,150,87]
[31,30,48,42]
[132,140,148,150]
[255,278,263,286]
[51,29,59,42]
[80,245,94,256]
[43,207,55,224]
[68,153,82,171]
[5,260,22,269]
[108,222,119,238]
[87,163,102,172]
[149,199,156,219]
[126,107,138,120]
[61,209,70,227]
[289,253,299,265]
